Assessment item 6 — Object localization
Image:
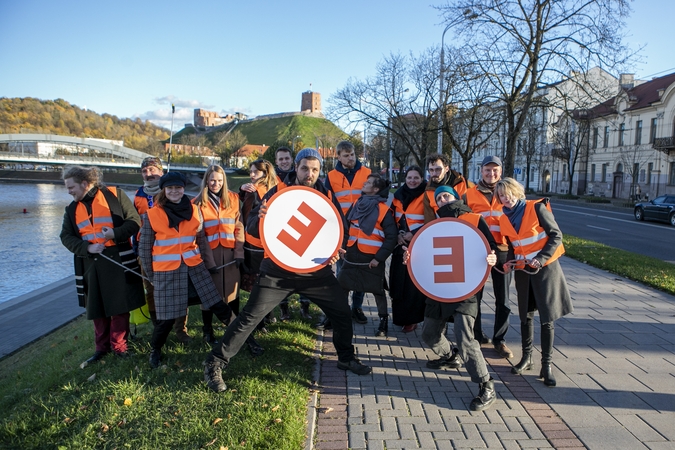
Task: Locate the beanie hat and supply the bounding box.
[434,185,459,202]
[141,156,163,171]
[294,148,323,165]
[159,172,186,189]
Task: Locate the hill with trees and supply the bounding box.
[0,97,169,154]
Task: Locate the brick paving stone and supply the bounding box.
[548,438,587,448]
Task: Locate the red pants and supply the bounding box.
[93,313,130,353]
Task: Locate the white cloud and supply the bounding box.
[153,95,213,110]
[134,95,215,129]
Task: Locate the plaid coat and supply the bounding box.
[139,208,222,320]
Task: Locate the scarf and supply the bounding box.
[143,179,161,196]
[207,190,221,210]
[503,199,526,233]
[394,180,427,210]
[163,195,193,229]
[436,200,473,219]
[347,194,384,236]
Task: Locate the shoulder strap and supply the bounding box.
[100,186,125,227]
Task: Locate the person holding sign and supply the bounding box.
[495,178,573,387]
[203,149,372,393]
[338,174,398,336]
[406,185,498,411]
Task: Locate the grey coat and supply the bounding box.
[139,208,222,320]
[510,201,573,323]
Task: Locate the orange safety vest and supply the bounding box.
[347,203,390,255]
[465,187,505,245]
[327,166,372,214]
[425,179,471,216]
[244,184,270,248]
[75,188,118,247]
[390,195,425,232]
[498,199,565,267]
[146,204,203,271]
[457,212,481,227]
[134,192,152,216]
[197,191,240,250]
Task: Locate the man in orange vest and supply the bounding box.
[324,140,371,327]
[204,148,372,393]
[423,153,473,223]
[134,156,191,343]
[464,156,513,359]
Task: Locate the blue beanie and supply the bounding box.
[159,172,186,189]
[434,185,459,202]
[294,148,323,165]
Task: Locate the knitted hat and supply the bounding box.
[434,185,459,202]
[159,172,186,189]
[294,148,323,165]
[141,156,163,170]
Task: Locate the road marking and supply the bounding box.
[553,206,675,232]
[587,225,611,231]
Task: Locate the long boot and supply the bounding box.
[203,355,227,393]
[150,319,174,368]
[173,314,192,344]
[209,300,235,326]
[375,314,388,337]
[279,302,291,321]
[201,310,217,345]
[511,319,534,374]
[539,322,556,386]
[300,301,312,320]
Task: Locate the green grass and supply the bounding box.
[0,294,320,449]
[564,235,675,295]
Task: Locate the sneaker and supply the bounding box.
[469,378,496,411]
[494,342,514,359]
[426,349,461,369]
[337,358,372,375]
[204,359,227,393]
[317,317,332,330]
[352,308,368,324]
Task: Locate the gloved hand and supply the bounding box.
[235,258,245,268]
[208,267,219,274]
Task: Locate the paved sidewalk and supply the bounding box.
[313,256,675,449]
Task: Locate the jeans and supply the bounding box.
[211,271,356,364]
[475,250,512,344]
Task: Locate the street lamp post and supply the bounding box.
[437,23,453,154]
[389,89,409,183]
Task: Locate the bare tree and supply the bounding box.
[619,143,650,200]
[437,0,636,177]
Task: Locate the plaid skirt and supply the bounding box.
[153,262,223,320]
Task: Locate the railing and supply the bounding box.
[653,136,675,150]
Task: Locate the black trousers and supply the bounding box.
[211,271,356,364]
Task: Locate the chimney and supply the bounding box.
[619,73,634,89]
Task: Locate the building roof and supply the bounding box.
[233,144,268,157]
[624,72,675,111]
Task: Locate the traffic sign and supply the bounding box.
[260,185,344,273]
[407,218,490,303]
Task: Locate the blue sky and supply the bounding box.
[1,0,673,133]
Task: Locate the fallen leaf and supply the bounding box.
[79,405,88,411]
[275,363,282,366]
[124,398,132,406]
[203,437,217,446]
[87,373,96,382]
[63,417,72,424]
[219,446,228,450]
[271,405,280,412]
[163,422,170,427]
[274,418,282,423]
[212,418,223,425]
[101,423,109,433]
[318,407,334,414]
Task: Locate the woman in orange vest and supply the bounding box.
[192,165,246,344]
[139,172,237,368]
[496,178,573,387]
[388,166,428,333]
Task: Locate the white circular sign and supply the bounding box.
[407,217,490,303]
[261,185,344,273]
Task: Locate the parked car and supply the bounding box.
[634,195,675,226]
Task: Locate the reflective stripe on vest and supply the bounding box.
[391,195,425,232]
[75,188,118,247]
[244,184,270,248]
[347,203,389,254]
[147,204,203,271]
[498,199,565,266]
[327,167,371,215]
[465,187,505,244]
[197,191,240,250]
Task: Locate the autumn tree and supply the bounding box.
[212,129,248,167]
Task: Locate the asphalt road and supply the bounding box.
[547,200,675,264]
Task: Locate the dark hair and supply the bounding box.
[62,165,102,187]
[275,146,292,157]
[405,165,424,179]
[368,173,389,193]
[336,140,354,155]
[426,153,450,168]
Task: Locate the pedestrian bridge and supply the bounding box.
[0,133,209,172]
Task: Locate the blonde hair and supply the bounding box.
[495,177,526,203]
[62,165,102,187]
[250,159,278,191]
[193,165,231,209]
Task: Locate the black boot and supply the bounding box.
[149,319,173,369]
[203,356,227,393]
[201,310,217,345]
[246,334,264,357]
[539,322,556,386]
[469,378,496,411]
[279,302,291,321]
[149,348,162,368]
[512,318,534,374]
[375,314,388,337]
[300,301,312,319]
[209,300,235,326]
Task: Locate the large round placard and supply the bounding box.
[407,217,490,303]
[260,185,344,273]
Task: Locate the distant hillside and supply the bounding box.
[173,114,350,151]
[0,97,170,154]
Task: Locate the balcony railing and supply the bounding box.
[653,136,675,151]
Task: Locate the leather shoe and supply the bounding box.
[337,358,372,375]
[85,351,108,364]
[494,342,514,359]
[476,332,492,345]
[352,308,368,324]
[174,330,193,344]
[401,324,417,333]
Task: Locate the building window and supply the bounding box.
[647,162,653,185]
[592,127,599,148]
[603,126,609,148]
[639,169,646,183]
[633,163,639,183]
[619,123,626,146]
[669,162,675,185]
[650,118,658,144]
[601,164,607,182]
[591,164,596,182]
[531,167,535,181]
[635,120,642,145]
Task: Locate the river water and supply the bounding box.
[0,182,137,303]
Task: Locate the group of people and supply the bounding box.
[60,141,572,413]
